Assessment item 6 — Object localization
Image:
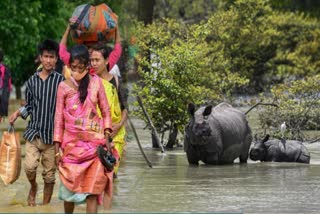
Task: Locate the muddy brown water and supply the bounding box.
[0,117,320,213]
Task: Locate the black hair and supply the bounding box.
[69,44,90,65]
[78,73,90,104]
[38,39,59,56]
[0,49,3,62]
[91,42,113,60]
[55,58,64,74]
[70,44,90,104]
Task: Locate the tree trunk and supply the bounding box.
[151,132,160,148]
[304,0,312,9]
[138,0,155,25]
[138,0,157,147]
[15,85,22,100]
[138,0,155,74]
[166,124,178,149]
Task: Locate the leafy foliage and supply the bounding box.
[0,0,42,87]
[133,19,248,143]
[0,0,70,88]
[258,75,320,140]
[132,0,320,145]
[206,0,320,93]
[153,0,226,22]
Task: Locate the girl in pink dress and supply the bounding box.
[54,44,113,213]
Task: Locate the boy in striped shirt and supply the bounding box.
[9,39,64,206]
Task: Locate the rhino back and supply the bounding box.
[265,140,310,162]
[210,106,250,146]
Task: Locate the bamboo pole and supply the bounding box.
[137,96,165,153]
[128,116,152,168]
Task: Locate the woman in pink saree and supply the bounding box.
[54,44,113,213]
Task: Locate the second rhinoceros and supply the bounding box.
[184,103,252,165]
[249,134,310,163]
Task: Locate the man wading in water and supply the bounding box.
[9,39,64,206]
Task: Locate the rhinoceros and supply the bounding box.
[184,103,252,165]
[249,134,310,163]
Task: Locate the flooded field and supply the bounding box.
[0,116,320,213]
[0,101,319,213]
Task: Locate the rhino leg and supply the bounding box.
[239,155,248,163]
[186,145,200,165]
[203,152,221,164]
[239,146,249,163]
[239,134,252,163]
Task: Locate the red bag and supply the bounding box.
[0,126,21,185]
[70,4,118,44]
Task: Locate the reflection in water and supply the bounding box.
[1,127,320,213]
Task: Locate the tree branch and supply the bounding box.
[304,136,320,144]
[245,102,279,115]
[137,96,165,153]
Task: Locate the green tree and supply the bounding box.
[153,0,225,22]
[267,12,320,79]
[205,0,277,93]
[133,19,248,148]
[65,0,122,15]
[0,0,69,98]
[205,0,320,93]
[0,0,42,98]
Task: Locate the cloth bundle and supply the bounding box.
[70,3,118,44]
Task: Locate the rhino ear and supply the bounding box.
[262,134,270,143]
[188,103,195,117]
[203,105,212,117]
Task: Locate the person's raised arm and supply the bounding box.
[61,24,70,47]
[59,24,71,65]
[108,26,122,71]
[115,25,121,45]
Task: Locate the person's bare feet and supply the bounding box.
[27,183,38,206]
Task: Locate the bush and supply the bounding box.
[258,74,320,140]
[133,19,248,147]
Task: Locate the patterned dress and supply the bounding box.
[54,75,113,205]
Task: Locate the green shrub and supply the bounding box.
[258,75,320,140]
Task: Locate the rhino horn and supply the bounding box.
[262,134,270,143]
[188,103,195,117]
[203,105,213,117]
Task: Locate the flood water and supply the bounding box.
[0,117,320,213]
